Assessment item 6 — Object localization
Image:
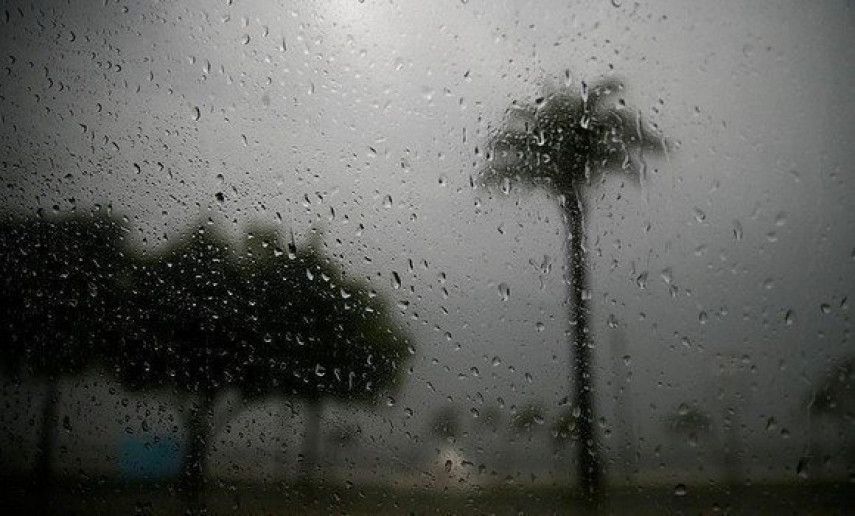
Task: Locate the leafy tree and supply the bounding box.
[112,219,411,506]
[0,211,129,494]
[111,220,251,505]
[237,224,411,479]
[481,76,664,499]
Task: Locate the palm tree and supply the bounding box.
[481,76,665,499]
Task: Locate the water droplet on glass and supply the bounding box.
[635,272,648,290]
[796,458,809,479]
[497,282,510,301]
[607,314,618,328]
[784,309,795,326]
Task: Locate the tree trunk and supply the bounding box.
[181,390,214,511]
[300,400,322,481]
[564,194,602,502]
[33,378,59,498]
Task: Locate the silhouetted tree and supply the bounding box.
[112,218,411,508]
[0,211,129,495]
[481,76,664,499]
[111,220,250,507]
[238,224,411,479]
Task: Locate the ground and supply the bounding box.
[1,477,853,515]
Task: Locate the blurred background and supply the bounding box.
[0,0,853,514]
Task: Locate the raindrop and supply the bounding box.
[673,484,687,497]
[766,417,777,431]
[192,106,201,121]
[607,314,618,328]
[784,309,795,326]
[497,282,510,301]
[796,458,809,479]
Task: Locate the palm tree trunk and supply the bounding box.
[33,378,59,495]
[181,390,214,511]
[564,194,602,501]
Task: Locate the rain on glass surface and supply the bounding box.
[0,0,853,514]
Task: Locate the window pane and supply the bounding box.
[1,1,852,513]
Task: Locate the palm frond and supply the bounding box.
[480,75,666,196]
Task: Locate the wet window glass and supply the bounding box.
[1,1,852,514]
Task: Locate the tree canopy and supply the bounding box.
[482,77,664,195]
[0,212,129,379]
[111,220,411,406]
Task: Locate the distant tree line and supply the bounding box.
[0,210,412,509]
